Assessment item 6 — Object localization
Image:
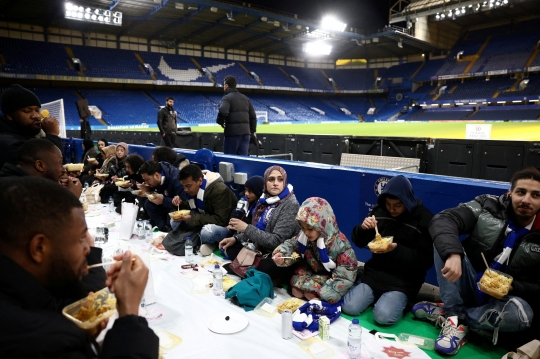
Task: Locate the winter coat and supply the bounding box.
[274,197,358,303]
[0,162,29,179]
[0,115,63,169]
[186,170,238,229]
[430,193,540,313]
[217,88,257,137]
[108,155,128,178]
[81,147,99,174]
[237,191,301,253]
[0,254,158,359]
[99,145,117,175]
[157,106,177,135]
[352,175,434,299]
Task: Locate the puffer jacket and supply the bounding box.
[274,197,358,303]
[430,193,540,313]
[353,175,434,299]
[157,106,177,135]
[186,170,238,229]
[217,88,257,137]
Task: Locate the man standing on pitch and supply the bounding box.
[157,96,177,148]
[216,76,257,156]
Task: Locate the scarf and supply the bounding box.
[297,232,336,272]
[476,219,530,302]
[253,184,293,231]
[292,299,342,332]
[188,178,207,214]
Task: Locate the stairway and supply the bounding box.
[524,47,539,68]
[321,70,339,92]
[409,62,424,81]
[463,36,492,74]
[238,62,263,85]
[134,52,156,80]
[64,46,85,76]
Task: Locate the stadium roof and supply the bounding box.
[0,0,440,59]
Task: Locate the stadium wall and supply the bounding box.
[63,138,510,286]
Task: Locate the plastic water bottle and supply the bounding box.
[108,196,114,212]
[83,182,89,191]
[347,319,362,359]
[136,219,144,238]
[212,264,223,296]
[185,236,193,263]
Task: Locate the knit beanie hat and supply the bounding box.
[263,165,288,194]
[244,175,264,198]
[1,84,41,115]
[117,142,129,153]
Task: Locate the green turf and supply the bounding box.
[184,122,540,141]
[341,308,507,359]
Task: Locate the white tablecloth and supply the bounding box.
[85,204,430,359]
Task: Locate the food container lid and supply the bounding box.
[254,297,277,318]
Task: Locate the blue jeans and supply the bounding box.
[224,134,250,156]
[200,224,231,244]
[342,279,408,325]
[435,250,533,332]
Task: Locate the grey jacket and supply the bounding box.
[217,88,257,137]
[238,193,300,253]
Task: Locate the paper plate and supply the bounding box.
[206,312,249,334]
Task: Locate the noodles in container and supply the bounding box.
[62,288,117,336]
[65,163,84,172]
[479,268,513,299]
[169,209,190,220]
[368,236,393,252]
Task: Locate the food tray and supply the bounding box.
[479,268,513,299]
[169,210,191,220]
[277,297,306,314]
[115,180,130,187]
[65,163,84,172]
[368,236,393,252]
[94,173,109,179]
[254,297,277,318]
[62,288,117,336]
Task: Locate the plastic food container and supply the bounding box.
[277,297,306,314]
[115,180,130,187]
[368,236,393,252]
[297,337,334,359]
[479,268,513,299]
[65,163,84,172]
[169,210,190,220]
[62,288,117,336]
[254,297,277,318]
[94,173,109,180]
[398,333,435,350]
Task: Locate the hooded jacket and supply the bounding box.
[352,175,434,299]
[186,170,238,229]
[430,193,540,315]
[217,88,257,137]
[0,115,63,169]
[273,197,358,303]
[0,162,29,179]
[99,145,117,175]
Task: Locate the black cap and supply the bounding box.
[1,84,41,115]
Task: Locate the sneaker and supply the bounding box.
[412,301,446,327]
[199,243,216,256]
[435,316,468,355]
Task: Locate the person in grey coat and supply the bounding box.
[216,76,257,156]
[220,165,300,282]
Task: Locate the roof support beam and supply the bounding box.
[202,19,262,47]
[149,6,205,40]
[109,0,121,11]
[175,15,229,44]
[117,0,170,37]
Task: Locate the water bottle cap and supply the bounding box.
[352,318,359,324]
[214,264,220,269]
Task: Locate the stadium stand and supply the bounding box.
[147,91,218,124]
[404,107,474,121]
[468,105,540,121]
[243,63,295,87]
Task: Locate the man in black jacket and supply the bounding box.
[157,96,177,148]
[413,167,540,355]
[0,177,158,359]
[0,84,63,169]
[342,175,434,325]
[216,76,257,156]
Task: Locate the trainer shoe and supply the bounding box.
[435,316,468,355]
[412,301,446,327]
[199,243,217,256]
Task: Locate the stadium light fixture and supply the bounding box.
[397,39,403,48]
[321,16,347,32]
[226,12,235,21]
[303,41,332,55]
[65,2,121,26]
[436,13,440,19]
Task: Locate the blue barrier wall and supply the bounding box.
[64,138,510,286]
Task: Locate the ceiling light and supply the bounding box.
[210,7,218,12]
[321,16,347,32]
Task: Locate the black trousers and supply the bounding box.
[225,241,295,284]
[162,133,176,148]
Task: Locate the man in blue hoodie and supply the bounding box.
[139,160,188,232]
[343,175,434,325]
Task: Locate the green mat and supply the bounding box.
[341,308,506,359]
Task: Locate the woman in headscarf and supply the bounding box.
[109,142,129,181]
[273,197,358,304]
[95,144,116,178]
[80,139,98,174]
[220,165,300,282]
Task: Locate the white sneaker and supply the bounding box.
[199,243,216,256]
[435,316,468,355]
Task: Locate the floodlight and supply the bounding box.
[261,16,267,22]
[303,41,332,55]
[321,16,346,32]
[455,9,461,15]
[84,13,90,19]
[441,13,445,18]
[65,3,73,10]
[436,13,440,19]
[91,14,97,20]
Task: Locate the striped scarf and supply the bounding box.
[477,219,530,302]
[253,184,292,231]
[187,178,207,214]
[297,232,336,272]
[292,299,342,332]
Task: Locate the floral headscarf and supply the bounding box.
[296,197,340,241]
